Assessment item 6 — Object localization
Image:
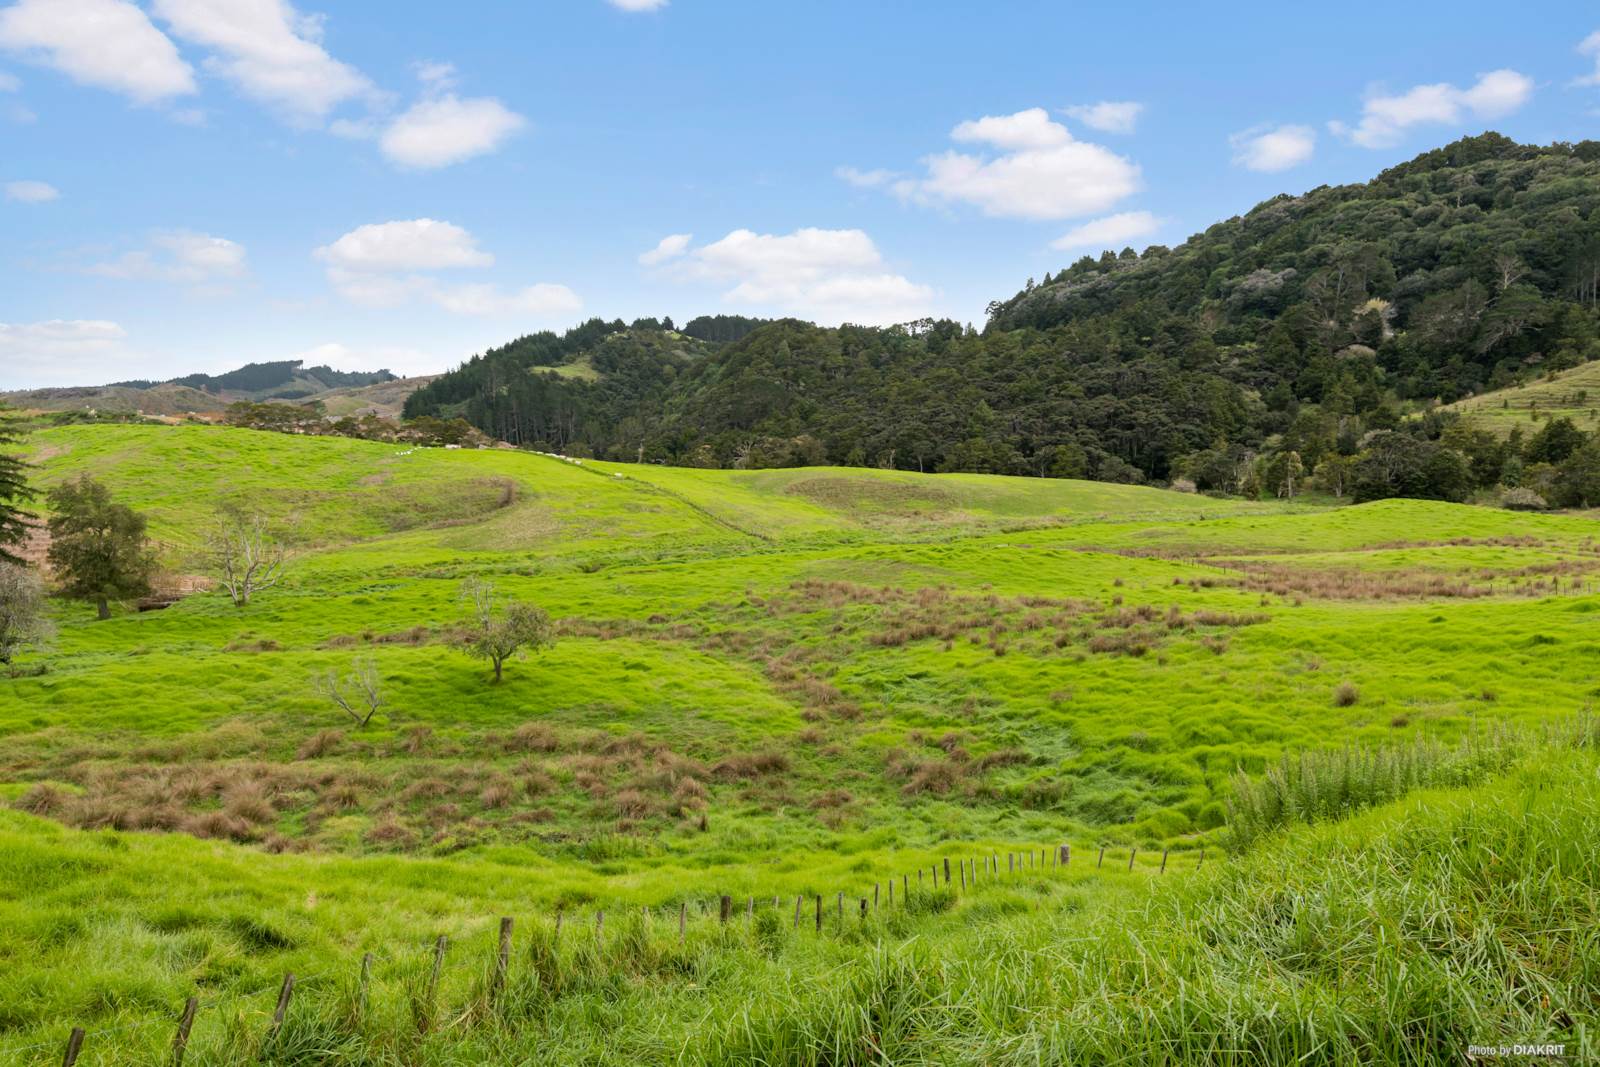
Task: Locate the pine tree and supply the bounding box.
[0,404,35,568]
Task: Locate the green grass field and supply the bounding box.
[4,423,1599,1063]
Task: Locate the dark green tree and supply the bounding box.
[45,475,156,620]
[0,404,35,568]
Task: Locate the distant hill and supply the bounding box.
[1440,360,1600,438]
[407,133,1600,487]
[3,359,419,417]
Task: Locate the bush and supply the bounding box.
[1501,486,1549,511]
[1333,681,1360,707]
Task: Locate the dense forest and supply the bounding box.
[110,361,396,398]
[405,134,1600,501]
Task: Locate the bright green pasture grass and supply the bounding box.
[1,750,1593,1064]
[1442,358,1600,436]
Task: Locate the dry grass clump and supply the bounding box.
[1087,631,1154,657]
[295,729,344,760]
[504,722,560,753]
[712,751,790,781]
[364,816,418,849]
[15,782,68,815]
[478,781,514,809]
[1333,681,1361,707]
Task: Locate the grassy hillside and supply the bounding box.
[5,422,1600,1062]
[1441,359,1600,437]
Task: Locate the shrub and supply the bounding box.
[1501,486,1549,511]
[1333,681,1360,707]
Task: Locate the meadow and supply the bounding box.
[4,423,1600,1063]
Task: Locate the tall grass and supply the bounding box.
[1225,713,1600,849]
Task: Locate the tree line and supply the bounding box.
[403,134,1600,494]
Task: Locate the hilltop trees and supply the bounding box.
[0,403,35,567]
[206,505,287,607]
[459,578,554,683]
[46,475,156,620]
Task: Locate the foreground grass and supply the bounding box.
[3,750,1594,1064]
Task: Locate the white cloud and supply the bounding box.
[835,165,896,188]
[431,283,582,316]
[638,233,692,266]
[607,0,668,11]
[315,219,493,271]
[0,70,18,91]
[380,94,525,168]
[1064,100,1143,134]
[1230,123,1316,172]
[1578,31,1600,87]
[149,0,374,123]
[1330,69,1534,149]
[1050,211,1162,252]
[413,60,458,92]
[0,0,195,105]
[88,231,247,284]
[670,227,934,325]
[5,179,57,202]
[0,319,133,387]
[315,218,577,318]
[887,107,1141,221]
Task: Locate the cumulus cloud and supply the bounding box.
[1330,69,1534,149]
[1064,100,1143,134]
[638,233,692,266]
[380,93,525,168]
[88,231,247,283]
[1230,123,1316,172]
[0,0,195,105]
[1576,31,1600,87]
[865,107,1141,221]
[667,227,934,325]
[315,219,493,271]
[0,319,133,387]
[315,218,577,317]
[149,0,374,122]
[5,179,57,202]
[607,0,668,11]
[1050,211,1162,252]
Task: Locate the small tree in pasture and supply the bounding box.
[319,656,384,727]
[459,577,554,683]
[206,505,287,607]
[0,563,51,671]
[46,475,155,620]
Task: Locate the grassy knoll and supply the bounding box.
[5,423,1600,1061]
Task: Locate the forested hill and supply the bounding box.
[407,134,1600,486]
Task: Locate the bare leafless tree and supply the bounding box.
[207,505,286,607]
[318,656,384,727]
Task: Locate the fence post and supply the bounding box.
[859,898,868,921]
[888,878,894,906]
[424,937,447,1032]
[836,892,843,928]
[1160,850,1169,874]
[874,882,879,909]
[793,895,802,930]
[173,995,199,1066]
[747,897,754,924]
[719,895,732,924]
[943,857,951,886]
[1198,848,1205,869]
[596,910,604,946]
[815,895,822,933]
[902,873,908,899]
[1128,848,1137,872]
[1097,846,1105,868]
[1008,852,1014,874]
[62,1027,85,1067]
[266,973,295,1048]
[492,917,513,1002]
[959,859,966,891]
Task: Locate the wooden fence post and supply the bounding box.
[814,895,822,933]
[747,897,754,924]
[874,883,880,909]
[173,995,199,1066]
[836,892,843,927]
[1197,848,1205,869]
[492,917,513,1001]
[1128,848,1137,872]
[943,857,951,885]
[719,895,732,924]
[888,878,894,906]
[266,973,295,1048]
[1160,850,1169,874]
[902,873,907,900]
[859,898,868,920]
[959,859,966,891]
[424,937,447,1032]
[793,895,802,930]
[62,1027,85,1067]
[1097,846,1105,868]
[1008,852,1014,874]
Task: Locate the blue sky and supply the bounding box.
[2,0,1598,389]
